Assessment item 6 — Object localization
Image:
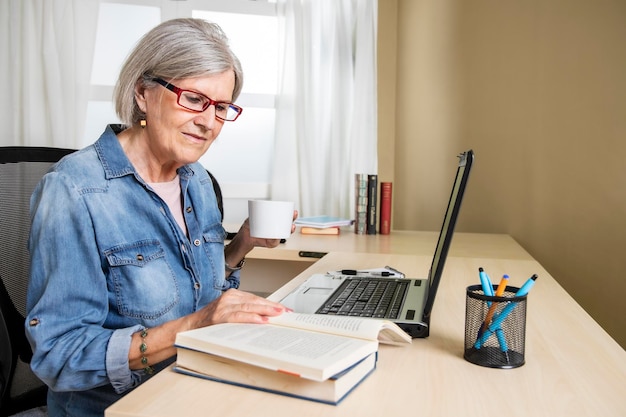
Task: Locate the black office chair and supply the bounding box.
[0,146,75,416]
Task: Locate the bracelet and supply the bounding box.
[139,329,154,374]
[225,257,245,271]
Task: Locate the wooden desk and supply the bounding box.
[106,235,626,417]
[245,229,534,262]
[238,230,534,296]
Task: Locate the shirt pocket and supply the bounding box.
[201,222,227,290]
[105,239,179,320]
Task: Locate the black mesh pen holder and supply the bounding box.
[464,284,527,369]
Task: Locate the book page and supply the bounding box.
[208,324,357,359]
[268,313,411,345]
[176,322,377,381]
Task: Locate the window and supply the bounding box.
[86,0,279,224]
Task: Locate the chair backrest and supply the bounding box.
[206,170,224,222]
[0,146,75,414]
[0,307,13,405]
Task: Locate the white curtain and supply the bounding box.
[0,0,99,148]
[273,0,378,219]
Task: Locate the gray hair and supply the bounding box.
[114,18,244,127]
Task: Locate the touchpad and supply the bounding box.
[304,287,334,295]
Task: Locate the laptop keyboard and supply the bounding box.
[315,278,409,319]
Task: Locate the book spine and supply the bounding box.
[379,182,392,235]
[366,174,378,235]
[354,174,367,234]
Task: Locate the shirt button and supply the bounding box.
[186,206,192,213]
[193,239,201,246]
[194,282,200,289]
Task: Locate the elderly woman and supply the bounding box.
[26,18,292,417]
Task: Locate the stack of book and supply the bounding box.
[354,174,392,235]
[174,313,411,405]
[294,216,354,235]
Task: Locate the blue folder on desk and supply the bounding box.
[280,150,474,338]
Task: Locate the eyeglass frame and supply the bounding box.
[152,78,243,122]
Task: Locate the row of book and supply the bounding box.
[355,174,392,235]
[291,176,392,236]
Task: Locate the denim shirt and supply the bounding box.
[26,125,235,415]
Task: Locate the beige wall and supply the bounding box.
[379,0,626,349]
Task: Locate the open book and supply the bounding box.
[174,312,411,383]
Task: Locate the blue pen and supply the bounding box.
[513,274,538,298]
[476,302,519,349]
[475,274,538,348]
[495,328,510,362]
[476,274,510,349]
[474,267,495,349]
[478,267,494,298]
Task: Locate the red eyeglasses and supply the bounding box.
[153,78,243,122]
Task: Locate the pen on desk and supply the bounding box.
[370,271,395,277]
[476,274,538,348]
[298,251,327,258]
[384,265,406,278]
[340,269,396,277]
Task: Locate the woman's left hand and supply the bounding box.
[224,210,298,266]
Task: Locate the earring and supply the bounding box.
[140,119,147,128]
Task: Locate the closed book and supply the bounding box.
[379,182,392,235]
[354,174,368,234]
[300,226,340,235]
[366,174,378,234]
[174,350,377,405]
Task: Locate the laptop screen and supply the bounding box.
[422,150,474,320]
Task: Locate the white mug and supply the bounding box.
[248,200,295,239]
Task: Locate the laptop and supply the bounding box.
[280,150,474,338]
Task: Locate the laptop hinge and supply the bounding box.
[398,318,430,338]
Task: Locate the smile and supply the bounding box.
[182,132,207,142]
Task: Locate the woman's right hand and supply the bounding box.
[189,289,290,329]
